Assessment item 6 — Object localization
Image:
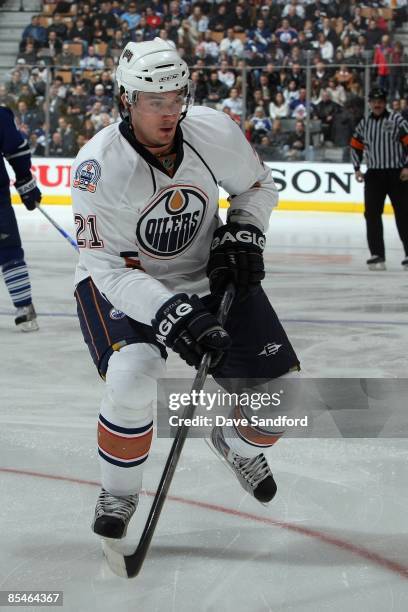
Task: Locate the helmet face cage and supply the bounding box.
[124,79,193,112]
[118,80,194,122]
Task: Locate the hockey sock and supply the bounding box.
[2,259,32,307]
[98,343,165,496]
[221,404,284,458]
[98,404,153,497]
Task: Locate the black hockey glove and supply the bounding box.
[152,293,231,371]
[206,223,265,297]
[15,174,42,211]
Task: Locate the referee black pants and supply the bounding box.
[364,169,408,258]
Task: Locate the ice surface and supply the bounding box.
[0,207,407,611]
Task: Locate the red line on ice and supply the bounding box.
[1,466,407,580]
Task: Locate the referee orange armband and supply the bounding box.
[350,137,364,151]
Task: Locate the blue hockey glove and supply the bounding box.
[15,175,42,211]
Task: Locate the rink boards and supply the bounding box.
[9,158,394,213]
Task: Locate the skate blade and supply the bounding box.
[204,437,270,507]
[101,539,130,578]
[18,319,39,332]
[368,263,386,271]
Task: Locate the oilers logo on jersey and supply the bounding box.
[73,159,102,193]
[136,184,208,258]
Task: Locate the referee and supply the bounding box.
[350,87,408,270]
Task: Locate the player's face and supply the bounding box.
[370,98,386,116]
[129,90,185,149]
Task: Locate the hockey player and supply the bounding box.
[72,39,299,540]
[0,106,41,331]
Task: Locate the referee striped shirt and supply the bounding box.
[350,110,408,171]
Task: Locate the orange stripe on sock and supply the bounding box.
[350,137,364,151]
[98,422,153,461]
[233,406,283,447]
[75,288,100,360]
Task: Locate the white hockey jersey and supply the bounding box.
[71,106,278,325]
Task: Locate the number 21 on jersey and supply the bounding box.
[74,214,104,249]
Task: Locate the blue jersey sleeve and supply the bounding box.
[0,107,32,180]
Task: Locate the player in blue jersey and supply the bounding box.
[0,106,42,330]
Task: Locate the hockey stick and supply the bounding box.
[36,204,79,252]
[103,283,236,578]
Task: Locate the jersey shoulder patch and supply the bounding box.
[72,124,137,199]
[72,159,102,193]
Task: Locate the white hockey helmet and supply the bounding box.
[116,38,190,103]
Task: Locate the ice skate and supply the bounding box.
[366,255,386,271]
[401,257,408,270]
[92,488,139,539]
[208,426,277,503]
[15,303,39,332]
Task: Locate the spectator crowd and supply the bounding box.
[0,0,407,159]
